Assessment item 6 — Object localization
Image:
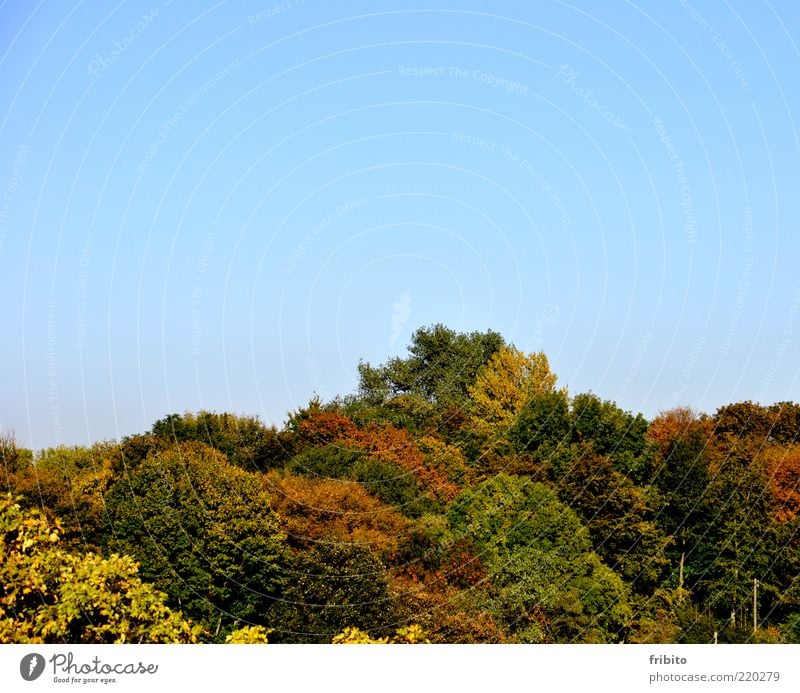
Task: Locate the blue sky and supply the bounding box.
[1,1,799,449]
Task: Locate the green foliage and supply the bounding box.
[448,474,591,559]
[286,442,364,478]
[673,600,768,644]
[692,443,781,624]
[0,495,199,643]
[151,411,290,471]
[625,588,684,643]
[713,400,800,445]
[271,543,394,643]
[781,612,800,643]
[649,417,713,592]
[507,392,654,483]
[547,447,671,595]
[352,456,437,516]
[7,326,800,644]
[286,443,437,517]
[673,602,721,643]
[109,434,174,477]
[508,390,571,456]
[104,441,288,640]
[448,474,631,642]
[570,393,653,482]
[340,393,439,436]
[358,323,505,408]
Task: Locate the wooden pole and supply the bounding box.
[753,579,759,634]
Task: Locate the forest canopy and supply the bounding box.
[2,324,800,644]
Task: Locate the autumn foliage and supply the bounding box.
[3,326,800,644]
[265,470,411,558]
[762,445,800,523]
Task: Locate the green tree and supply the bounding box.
[693,440,781,628]
[357,324,505,408]
[334,392,440,437]
[286,443,436,517]
[713,401,773,442]
[549,447,671,595]
[104,441,288,640]
[151,411,291,471]
[648,409,713,591]
[508,389,572,457]
[0,495,199,643]
[447,474,631,642]
[781,611,800,643]
[271,543,395,643]
[571,393,652,482]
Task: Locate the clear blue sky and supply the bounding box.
[1,1,799,449]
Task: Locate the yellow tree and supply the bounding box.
[0,495,200,643]
[332,624,429,644]
[468,347,559,438]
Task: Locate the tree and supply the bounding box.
[693,439,781,628]
[270,543,395,643]
[713,401,800,447]
[1,433,33,482]
[286,409,459,510]
[357,324,505,408]
[647,407,709,456]
[5,443,117,552]
[447,474,631,642]
[549,447,671,595]
[104,441,288,640]
[225,625,272,643]
[151,411,291,471]
[264,470,411,560]
[762,444,800,523]
[767,402,800,445]
[781,611,800,643]
[570,393,652,482]
[346,423,459,503]
[107,433,174,477]
[339,392,440,437]
[286,442,438,517]
[509,392,653,483]
[286,401,359,445]
[387,568,509,643]
[468,347,559,439]
[0,495,199,643]
[386,513,506,643]
[648,408,713,591]
[416,435,475,487]
[331,624,428,643]
[508,389,571,457]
